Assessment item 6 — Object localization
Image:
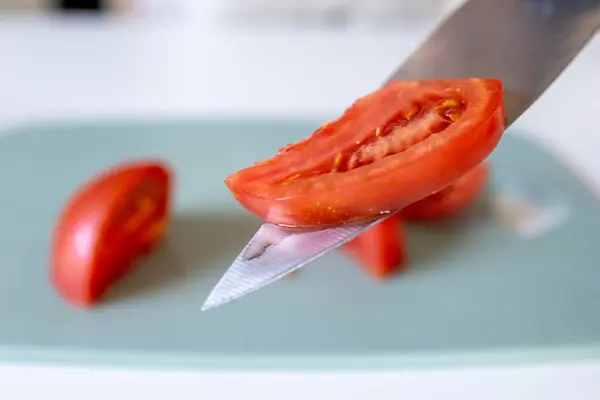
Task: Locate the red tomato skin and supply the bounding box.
[226,79,505,229]
[343,213,406,279]
[51,160,172,308]
[401,162,490,222]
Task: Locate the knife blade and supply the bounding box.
[202,0,600,311]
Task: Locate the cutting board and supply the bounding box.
[0,119,599,370]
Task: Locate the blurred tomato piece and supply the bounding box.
[51,160,172,307]
[402,163,490,222]
[344,163,490,279]
[343,214,407,279]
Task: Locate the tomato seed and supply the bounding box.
[281,174,300,185]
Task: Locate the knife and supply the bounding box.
[202,0,600,311]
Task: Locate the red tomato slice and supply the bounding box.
[226,79,505,229]
[51,160,172,308]
[342,213,406,279]
[401,162,490,222]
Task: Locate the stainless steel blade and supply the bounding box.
[202,0,600,311]
[201,217,390,311]
[388,0,600,125]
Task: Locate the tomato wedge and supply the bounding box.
[226,79,505,229]
[343,214,406,279]
[51,160,172,308]
[402,163,490,222]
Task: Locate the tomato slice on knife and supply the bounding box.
[226,78,505,229]
[402,162,490,222]
[343,213,406,279]
[51,160,172,308]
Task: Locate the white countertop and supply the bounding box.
[1,12,600,400]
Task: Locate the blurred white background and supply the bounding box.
[0,0,468,130]
[0,0,466,26]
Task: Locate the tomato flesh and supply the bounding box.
[343,214,406,278]
[226,79,505,229]
[51,160,172,307]
[402,163,490,222]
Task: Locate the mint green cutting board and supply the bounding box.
[0,119,599,370]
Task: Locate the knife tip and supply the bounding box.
[200,298,218,312]
[200,304,212,312]
[201,292,233,312]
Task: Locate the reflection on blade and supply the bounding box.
[201,218,388,311]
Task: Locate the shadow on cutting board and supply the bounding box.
[105,211,261,304]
